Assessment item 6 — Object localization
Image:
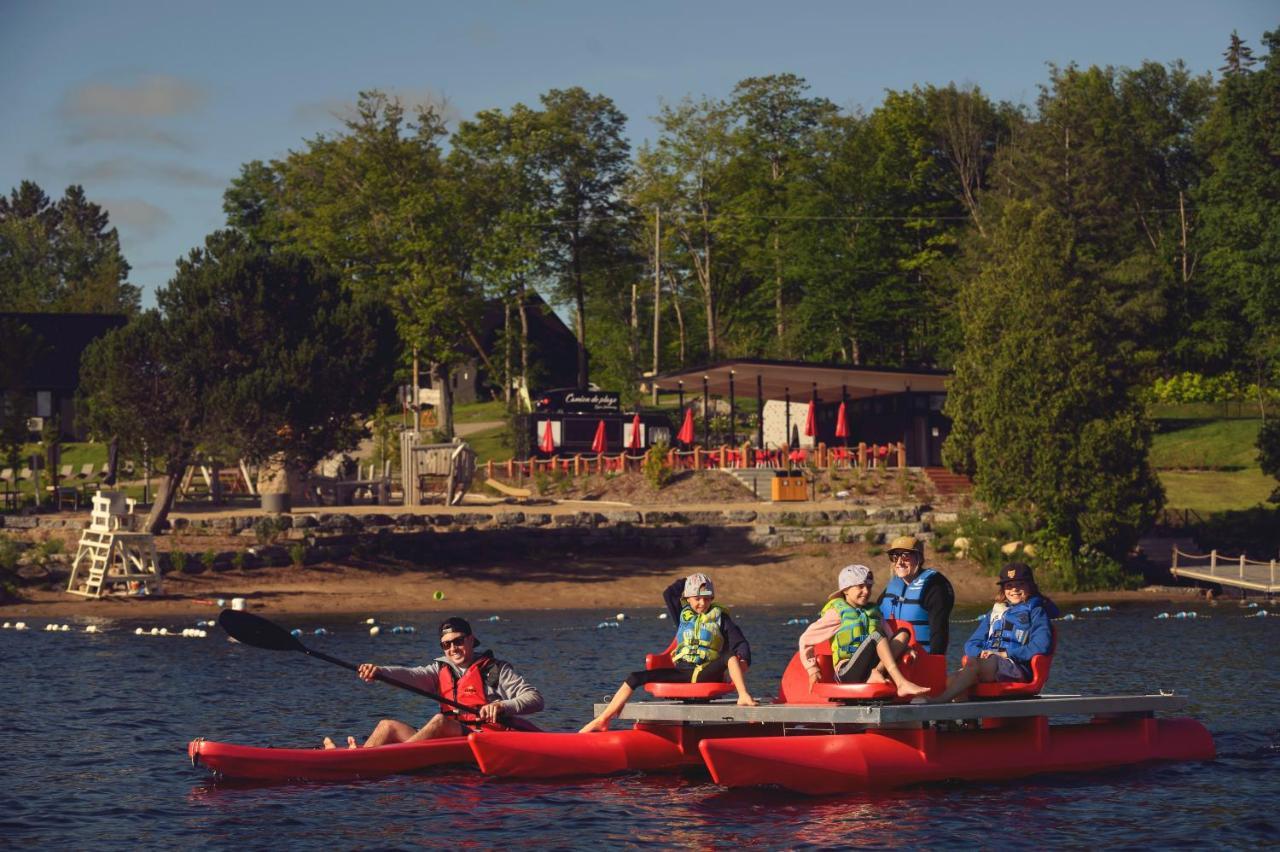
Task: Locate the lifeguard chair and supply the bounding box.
[66,491,162,598]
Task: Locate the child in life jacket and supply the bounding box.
[925,562,1056,703]
[579,573,757,733]
[797,564,931,697]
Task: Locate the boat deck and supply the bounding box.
[599,693,1187,726]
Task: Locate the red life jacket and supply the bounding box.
[436,652,500,723]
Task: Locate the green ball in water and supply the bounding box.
[433,590,445,601]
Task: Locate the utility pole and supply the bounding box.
[651,207,661,405]
[412,347,420,438]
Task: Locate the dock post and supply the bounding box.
[1240,554,1246,580]
[1271,560,1276,588]
[1211,549,1217,577]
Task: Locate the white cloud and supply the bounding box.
[70,157,223,188]
[63,74,207,118]
[99,198,172,242]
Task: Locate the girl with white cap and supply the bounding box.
[797,564,931,697]
[580,573,756,733]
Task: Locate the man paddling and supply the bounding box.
[876,535,954,659]
[324,616,543,748]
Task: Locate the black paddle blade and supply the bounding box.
[218,609,305,652]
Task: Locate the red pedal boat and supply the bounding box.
[188,736,476,782]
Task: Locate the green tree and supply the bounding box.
[0,318,47,475]
[80,232,395,531]
[533,88,632,389]
[1196,30,1280,419]
[944,201,1164,589]
[0,181,139,314]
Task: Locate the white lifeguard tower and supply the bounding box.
[66,491,162,598]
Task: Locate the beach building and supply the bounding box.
[651,359,950,468]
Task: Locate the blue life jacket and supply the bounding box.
[880,568,938,647]
[981,598,1043,654]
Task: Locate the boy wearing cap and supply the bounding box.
[797,564,931,697]
[877,535,955,656]
[580,573,756,733]
[926,562,1056,704]
[324,616,544,748]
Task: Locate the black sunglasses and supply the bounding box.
[440,636,468,649]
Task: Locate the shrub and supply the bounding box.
[254,516,286,545]
[0,535,20,573]
[232,551,246,571]
[289,543,306,567]
[201,550,218,572]
[643,442,672,489]
[169,551,188,573]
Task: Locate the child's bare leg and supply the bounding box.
[361,718,418,748]
[874,637,930,696]
[727,656,757,706]
[579,683,634,733]
[930,658,998,703]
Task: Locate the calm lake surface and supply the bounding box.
[2,599,1277,849]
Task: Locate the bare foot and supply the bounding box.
[896,681,931,698]
[347,736,358,749]
[322,737,337,749]
[578,716,611,733]
[737,695,759,707]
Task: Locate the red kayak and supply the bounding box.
[699,716,1216,795]
[188,736,475,782]
[468,722,779,779]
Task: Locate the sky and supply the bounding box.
[2,1,1275,305]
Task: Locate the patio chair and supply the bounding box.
[75,463,95,482]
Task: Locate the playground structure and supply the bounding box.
[400,435,476,506]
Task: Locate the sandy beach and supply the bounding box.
[2,538,1199,620]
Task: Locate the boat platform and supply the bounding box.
[597,692,1188,727]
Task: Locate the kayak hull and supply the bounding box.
[700,716,1216,795]
[188,736,475,781]
[469,722,778,779]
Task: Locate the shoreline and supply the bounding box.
[1,543,1214,620]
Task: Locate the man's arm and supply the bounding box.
[721,611,752,666]
[377,662,443,694]
[922,574,955,655]
[493,662,545,716]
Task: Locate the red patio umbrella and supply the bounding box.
[540,420,556,454]
[834,401,849,440]
[803,400,816,437]
[591,419,607,454]
[628,413,642,450]
[677,407,696,445]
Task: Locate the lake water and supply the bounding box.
[2,600,1277,849]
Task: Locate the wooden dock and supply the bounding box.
[1170,547,1279,594]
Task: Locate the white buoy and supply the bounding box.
[615,613,626,621]
[658,612,668,619]
[84,625,98,633]
[14,622,27,631]
[230,597,246,611]
[365,617,377,624]
[2,622,9,629]
[135,627,145,635]
[369,625,381,637]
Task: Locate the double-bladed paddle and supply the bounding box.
[218,609,493,729]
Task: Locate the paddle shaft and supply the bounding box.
[301,646,478,715]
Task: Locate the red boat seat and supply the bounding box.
[642,640,736,700]
[777,620,946,704]
[962,625,1057,698]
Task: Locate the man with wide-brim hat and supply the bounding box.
[876,534,955,656]
[324,616,544,749]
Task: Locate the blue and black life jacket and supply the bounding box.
[880,568,938,647]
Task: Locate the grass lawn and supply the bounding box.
[1158,469,1276,514]
[1150,417,1261,470]
[452,400,508,423]
[465,425,513,465]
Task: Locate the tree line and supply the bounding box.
[2,30,1277,581]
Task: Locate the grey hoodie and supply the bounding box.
[379,653,545,717]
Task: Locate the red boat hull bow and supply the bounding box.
[700,716,1216,795]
